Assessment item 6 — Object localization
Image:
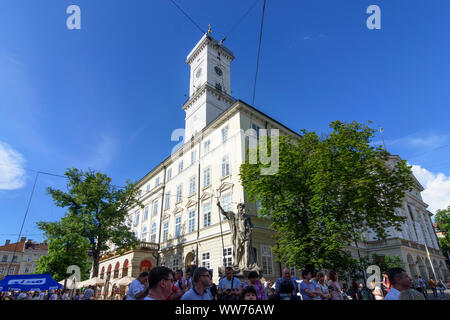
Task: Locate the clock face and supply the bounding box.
[196,68,202,78]
[214,66,223,76]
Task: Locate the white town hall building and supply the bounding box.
[95,35,449,289]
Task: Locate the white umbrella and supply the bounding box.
[58,277,77,289]
[84,277,106,287]
[118,276,135,286]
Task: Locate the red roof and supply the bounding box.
[0,240,47,252]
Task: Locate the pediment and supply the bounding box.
[217,182,234,194]
[200,192,213,201]
[186,199,197,208]
[172,206,183,215]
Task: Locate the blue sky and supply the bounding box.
[1,0,449,244]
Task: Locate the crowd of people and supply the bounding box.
[0,266,447,301]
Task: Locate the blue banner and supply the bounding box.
[0,274,63,292]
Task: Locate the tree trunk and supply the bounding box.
[92,251,100,278]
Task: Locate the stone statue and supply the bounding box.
[217,202,258,271]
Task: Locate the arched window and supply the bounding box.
[141,227,148,242]
[114,262,120,279]
[140,260,152,273]
[106,264,112,280]
[122,259,129,277]
[100,266,105,279]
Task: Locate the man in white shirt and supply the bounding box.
[126,272,149,300]
[384,268,412,300]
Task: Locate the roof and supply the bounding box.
[0,241,47,253]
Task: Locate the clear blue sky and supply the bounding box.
[1,0,449,244]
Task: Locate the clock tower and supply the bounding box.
[183,34,235,140]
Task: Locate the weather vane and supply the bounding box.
[208,24,212,34]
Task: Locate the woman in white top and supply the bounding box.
[371,280,384,300]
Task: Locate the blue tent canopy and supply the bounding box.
[0,274,63,292]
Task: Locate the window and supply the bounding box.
[251,123,261,140]
[203,203,211,227]
[176,185,182,203]
[223,247,233,267]
[191,150,196,165]
[24,267,29,273]
[203,140,210,155]
[134,231,139,240]
[155,177,160,187]
[164,192,170,209]
[221,155,230,177]
[163,222,169,242]
[178,160,184,174]
[146,184,150,193]
[202,252,210,269]
[221,193,231,213]
[188,210,196,233]
[138,190,142,199]
[27,256,32,262]
[189,176,196,195]
[175,216,181,238]
[127,216,132,227]
[261,246,273,275]
[153,200,159,216]
[221,126,229,143]
[151,223,157,243]
[143,206,149,221]
[0,267,4,274]
[8,268,14,275]
[167,168,172,182]
[203,167,211,188]
[135,211,140,225]
[172,258,180,271]
[141,227,148,241]
[2,255,7,262]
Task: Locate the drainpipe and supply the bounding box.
[156,165,167,266]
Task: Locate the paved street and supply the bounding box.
[424,289,450,300]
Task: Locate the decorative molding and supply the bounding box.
[217,181,234,194]
[200,192,213,202]
[186,198,197,208]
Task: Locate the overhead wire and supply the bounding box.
[168,0,206,35]
[252,0,267,105]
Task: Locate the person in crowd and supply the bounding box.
[437,279,446,298]
[348,281,360,300]
[73,289,81,300]
[384,268,412,300]
[381,271,390,296]
[269,280,300,301]
[275,268,298,296]
[300,269,317,300]
[171,269,187,300]
[180,267,213,300]
[370,279,384,300]
[17,291,27,300]
[84,285,95,300]
[217,266,243,300]
[314,271,331,300]
[327,270,343,300]
[62,289,70,300]
[31,291,40,300]
[126,271,149,300]
[418,276,427,299]
[144,266,175,300]
[242,286,258,300]
[207,269,218,300]
[264,279,273,298]
[243,271,266,300]
[429,277,438,298]
[412,275,422,295]
[185,265,197,291]
[399,288,425,300]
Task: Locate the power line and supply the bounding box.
[168,0,206,35]
[220,0,261,44]
[252,0,267,105]
[5,172,39,274]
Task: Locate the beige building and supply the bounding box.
[0,237,48,280]
[96,35,449,286]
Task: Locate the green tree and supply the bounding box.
[38,168,142,277]
[371,254,405,273]
[435,206,450,259]
[240,121,415,274]
[36,214,91,281]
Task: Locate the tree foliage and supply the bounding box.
[240,121,415,274]
[38,168,142,277]
[435,206,450,259]
[36,214,91,281]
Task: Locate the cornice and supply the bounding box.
[186,35,234,65]
[182,83,235,112]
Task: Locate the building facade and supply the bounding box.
[96,35,449,284]
[0,237,48,280]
